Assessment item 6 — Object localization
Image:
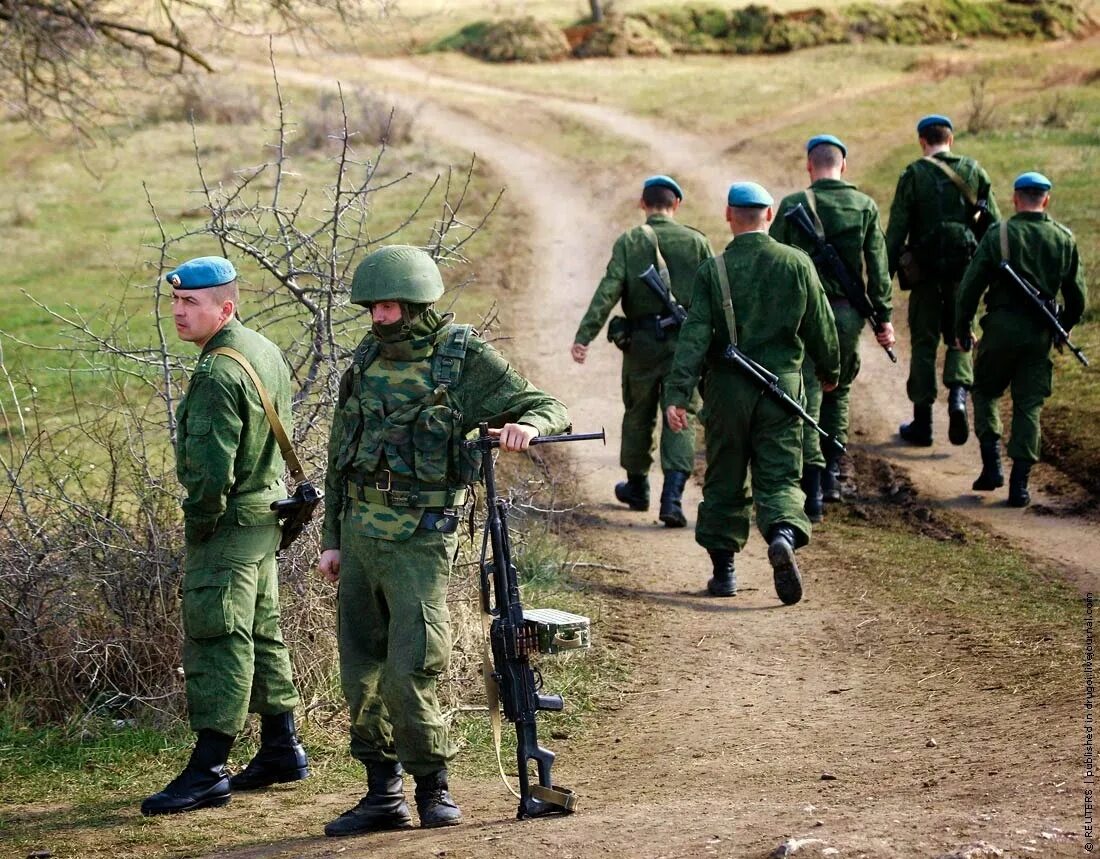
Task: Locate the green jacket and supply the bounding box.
[322,320,569,550]
[574,213,712,345]
[175,318,291,541]
[664,232,841,408]
[770,178,893,322]
[956,210,1088,340]
[884,151,1001,273]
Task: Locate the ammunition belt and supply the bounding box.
[346,478,467,509]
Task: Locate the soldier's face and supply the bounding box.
[371,301,403,325]
[172,289,232,347]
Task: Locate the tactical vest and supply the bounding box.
[333,323,482,497]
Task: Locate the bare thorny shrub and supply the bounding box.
[0,68,536,738]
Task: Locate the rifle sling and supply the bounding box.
[922,155,980,209]
[999,220,1010,263]
[640,223,672,289]
[712,253,738,347]
[207,347,305,482]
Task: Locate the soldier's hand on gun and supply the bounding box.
[666,405,688,432]
[318,549,341,583]
[570,343,588,364]
[491,423,539,452]
[875,322,896,349]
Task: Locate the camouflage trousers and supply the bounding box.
[694,369,811,553]
[803,302,864,468]
[181,520,300,736]
[907,277,973,405]
[337,501,458,777]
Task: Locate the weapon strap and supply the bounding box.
[922,155,979,209]
[640,223,672,288]
[999,220,1010,263]
[804,189,826,239]
[207,347,305,482]
[712,253,738,346]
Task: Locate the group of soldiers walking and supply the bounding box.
[573,112,1087,600]
[142,111,1085,837]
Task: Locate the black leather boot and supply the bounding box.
[947,385,970,446]
[801,466,824,523]
[324,762,414,837]
[230,712,310,791]
[658,470,689,528]
[1007,460,1032,508]
[899,404,933,447]
[414,769,463,828]
[614,473,649,511]
[821,454,842,503]
[767,525,803,606]
[706,549,736,597]
[972,438,1004,491]
[141,729,234,816]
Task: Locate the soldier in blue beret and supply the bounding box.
[142,256,309,815]
[665,181,840,604]
[771,135,893,520]
[956,172,1087,506]
[886,113,1000,448]
[573,175,711,526]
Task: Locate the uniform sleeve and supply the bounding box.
[800,267,841,385]
[664,261,716,408]
[864,202,893,322]
[320,381,350,551]
[574,236,628,345]
[884,169,914,273]
[955,231,998,339]
[768,204,792,245]
[1060,240,1087,332]
[178,373,242,538]
[459,342,570,438]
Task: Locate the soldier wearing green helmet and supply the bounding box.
[318,245,569,837]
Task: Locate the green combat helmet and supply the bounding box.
[351,245,445,306]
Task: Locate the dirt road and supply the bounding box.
[214,54,1088,858]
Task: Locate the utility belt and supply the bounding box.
[828,297,852,310]
[346,473,468,509]
[629,313,681,338]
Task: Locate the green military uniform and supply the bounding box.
[175,316,300,737]
[771,178,891,468]
[664,232,840,552]
[575,213,711,476]
[322,310,568,777]
[956,211,1087,464]
[885,151,1000,406]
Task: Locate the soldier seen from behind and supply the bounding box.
[770,135,894,521]
[664,182,840,603]
[955,172,1088,507]
[142,256,309,815]
[885,114,1000,448]
[317,246,569,837]
[572,175,712,527]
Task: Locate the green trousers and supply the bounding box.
[181,520,300,736]
[972,310,1053,464]
[907,279,973,405]
[621,328,698,475]
[803,303,864,468]
[695,369,810,553]
[338,501,457,777]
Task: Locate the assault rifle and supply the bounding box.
[270,481,323,552]
[999,260,1089,367]
[783,203,897,363]
[639,264,688,328]
[462,423,604,819]
[640,264,846,457]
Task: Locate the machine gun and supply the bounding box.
[999,260,1089,367]
[462,423,604,819]
[783,203,897,363]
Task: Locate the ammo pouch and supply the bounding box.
[607,316,632,352]
[207,347,322,553]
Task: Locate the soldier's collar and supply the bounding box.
[199,316,242,356]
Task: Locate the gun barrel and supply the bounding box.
[462,430,605,450]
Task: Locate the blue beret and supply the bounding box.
[165,256,237,290]
[917,114,953,134]
[1014,171,1052,192]
[643,174,683,201]
[806,134,847,157]
[727,181,773,208]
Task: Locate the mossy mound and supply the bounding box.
[450,16,571,62]
[572,14,674,58]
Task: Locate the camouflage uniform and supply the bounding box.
[322,311,568,777]
[175,317,300,736]
[575,214,711,477]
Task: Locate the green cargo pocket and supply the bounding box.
[182,568,234,640]
[413,405,454,485]
[234,503,279,527]
[418,601,451,676]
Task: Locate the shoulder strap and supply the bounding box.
[922,155,978,207]
[711,254,738,347]
[640,223,672,288]
[803,189,826,239]
[432,324,474,387]
[208,347,304,482]
[999,220,1010,263]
